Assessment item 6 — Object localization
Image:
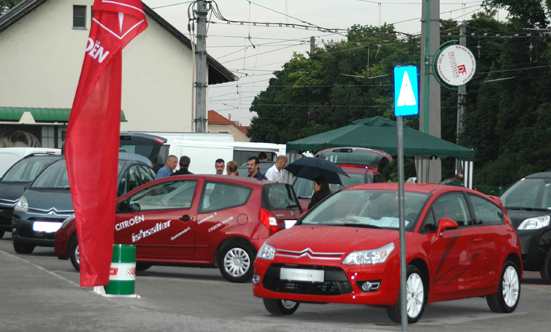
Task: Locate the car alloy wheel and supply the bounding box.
[68,235,80,272]
[406,271,425,319]
[386,265,426,323]
[487,260,520,313]
[218,242,255,283]
[263,298,300,315]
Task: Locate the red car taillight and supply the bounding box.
[260,208,279,234]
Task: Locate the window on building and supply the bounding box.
[73,5,86,29]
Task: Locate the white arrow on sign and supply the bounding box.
[397,71,417,106]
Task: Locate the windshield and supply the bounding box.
[32,160,125,189]
[317,149,382,166]
[2,157,57,183]
[501,178,551,209]
[262,183,301,211]
[291,172,368,198]
[300,190,428,231]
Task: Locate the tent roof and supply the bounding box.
[286,116,475,161]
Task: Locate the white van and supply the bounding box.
[0,147,61,178]
[122,132,235,169]
[169,140,286,174]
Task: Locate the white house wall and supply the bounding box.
[0,0,196,132]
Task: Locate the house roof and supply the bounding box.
[208,110,249,136]
[0,0,236,85]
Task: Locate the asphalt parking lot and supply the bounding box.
[1,233,551,332]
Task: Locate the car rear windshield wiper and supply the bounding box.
[286,204,300,209]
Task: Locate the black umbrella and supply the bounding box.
[285,157,350,185]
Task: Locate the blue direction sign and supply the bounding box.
[394,66,419,117]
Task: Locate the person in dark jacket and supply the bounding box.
[172,156,193,175]
[308,176,331,210]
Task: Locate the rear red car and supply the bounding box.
[292,147,393,210]
[253,183,522,323]
[55,175,302,282]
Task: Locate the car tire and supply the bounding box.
[218,241,256,283]
[0,230,5,239]
[487,260,521,313]
[136,262,152,271]
[68,235,80,272]
[539,249,551,284]
[263,298,300,315]
[386,265,426,324]
[13,242,35,254]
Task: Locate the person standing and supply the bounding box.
[172,156,192,176]
[265,155,287,182]
[156,155,178,179]
[308,177,331,210]
[226,161,239,176]
[447,173,465,187]
[247,156,266,179]
[215,158,225,175]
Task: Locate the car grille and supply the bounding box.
[262,264,352,295]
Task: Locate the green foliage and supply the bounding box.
[248,24,420,144]
[250,2,551,188]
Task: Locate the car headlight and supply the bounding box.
[14,196,28,213]
[60,214,75,229]
[257,242,276,260]
[518,215,550,230]
[343,242,395,265]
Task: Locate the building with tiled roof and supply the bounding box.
[0,0,235,148]
[208,110,250,142]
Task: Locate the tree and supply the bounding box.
[248,24,419,144]
[250,3,551,188]
[483,0,548,27]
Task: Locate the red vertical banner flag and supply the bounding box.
[66,0,147,287]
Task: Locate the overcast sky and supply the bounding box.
[143,0,507,126]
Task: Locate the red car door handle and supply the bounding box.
[179,215,193,221]
[473,237,482,243]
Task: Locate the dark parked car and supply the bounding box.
[119,132,166,172]
[11,154,156,254]
[54,175,303,282]
[0,154,63,239]
[500,172,551,283]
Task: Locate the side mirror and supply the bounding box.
[436,218,458,237]
[118,199,130,213]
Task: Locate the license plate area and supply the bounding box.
[280,267,325,282]
[32,221,62,233]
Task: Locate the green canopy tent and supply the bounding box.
[286,116,475,186]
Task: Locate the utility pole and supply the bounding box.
[194,0,208,133]
[456,22,467,172]
[418,0,441,184]
[310,36,316,54]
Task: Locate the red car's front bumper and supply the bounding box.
[252,256,400,306]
